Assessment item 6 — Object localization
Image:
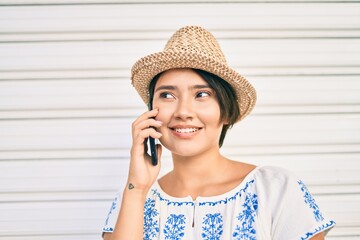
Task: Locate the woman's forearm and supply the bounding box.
[110,185,148,240]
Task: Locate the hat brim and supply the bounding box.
[131,51,256,122]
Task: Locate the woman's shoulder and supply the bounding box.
[250,165,296,178]
[228,162,297,184]
[226,165,300,196]
[248,165,310,201]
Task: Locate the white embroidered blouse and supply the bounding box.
[102,166,335,239]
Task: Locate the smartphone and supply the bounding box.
[147,102,158,166]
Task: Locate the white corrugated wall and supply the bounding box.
[0,1,359,239]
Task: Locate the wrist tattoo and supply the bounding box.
[128,183,135,190]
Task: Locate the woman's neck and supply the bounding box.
[169,147,230,193]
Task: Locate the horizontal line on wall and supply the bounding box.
[0,145,358,161]
[2,152,360,161]
[0,189,113,194]
[0,147,127,152]
[1,29,359,41]
[2,36,360,43]
[0,111,359,121]
[2,29,359,34]
[1,73,360,81]
[1,142,358,149]
[0,74,350,81]
[1,152,359,162]
[0,198,110,204]
[0,147,126,152]
[227,150,360,157]
[306,189,360,197]
[0,77,121,81]
[1,29,358,40]
[254,111,360,116]
[1,65,359,74]
[0,116,132,121]
[1,1,360,7]
[0,156,128,161]
[0,233,100,238]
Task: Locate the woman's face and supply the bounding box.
[152,68,224,158]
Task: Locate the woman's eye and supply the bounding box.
[160,92,174,99]
[196,91,210,98]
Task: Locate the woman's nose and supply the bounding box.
[173,98,194,120]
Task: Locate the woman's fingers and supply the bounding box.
[133,125,162,144]
[132,110,162,139]
[132,108,159,128]
[131,109,163,156]
[135,118,163,132]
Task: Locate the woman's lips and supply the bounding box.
[169,127,202,138]
[173,127,199,133]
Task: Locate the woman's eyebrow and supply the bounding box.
[155,85,177,92]
[155,84,211,92]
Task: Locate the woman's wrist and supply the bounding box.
[123,182,150,199]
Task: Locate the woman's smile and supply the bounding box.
[169,125,203,139]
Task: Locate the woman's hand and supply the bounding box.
[128,108,163,192]
[106,109,163,240]
[105,109,163,240]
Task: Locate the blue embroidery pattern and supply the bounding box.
[164,214,186,239]
[232,193,258,240]
[143,198,160,239]
[151,189,194,206]
[301,220,336,240]
[199,179,255,207]
[201,213,223,239]
[103,196,118,232]
[151,179,255,208]
[298,180,324,222]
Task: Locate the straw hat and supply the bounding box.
[131,26,256,122]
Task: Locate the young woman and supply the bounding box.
[102,26,335,240]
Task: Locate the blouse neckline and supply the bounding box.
[153,165,262,203]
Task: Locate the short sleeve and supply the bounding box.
[102,192,121,235]
[269,169,336,240]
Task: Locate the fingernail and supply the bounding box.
[156,120,163,125]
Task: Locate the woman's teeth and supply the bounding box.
[174,128,199,133]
